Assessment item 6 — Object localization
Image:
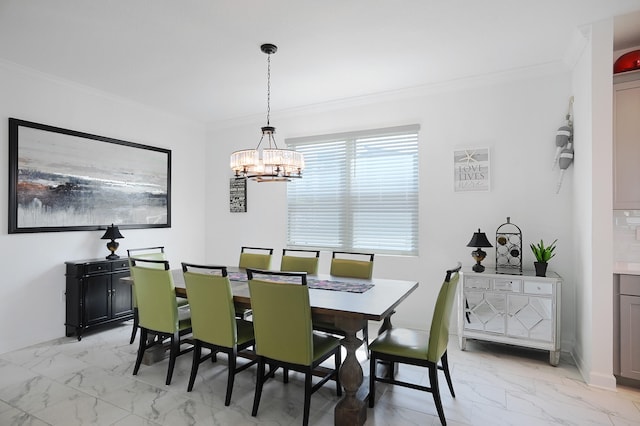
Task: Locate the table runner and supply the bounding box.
[228,271,374,293]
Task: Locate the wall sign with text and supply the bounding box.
[230,178,247,212]
[453,147,490,192]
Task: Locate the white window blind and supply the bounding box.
[286,125,419,255]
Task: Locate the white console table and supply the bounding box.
[458,269,562,366]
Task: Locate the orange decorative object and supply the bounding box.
[614,50,640,74]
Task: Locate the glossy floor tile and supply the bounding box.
[1,322,639,425]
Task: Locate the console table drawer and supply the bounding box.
[85,262,111,275]
[464,276,491,289]
[524,281,553,295]
[494,278,522,292]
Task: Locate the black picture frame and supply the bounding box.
[8,118,171,233]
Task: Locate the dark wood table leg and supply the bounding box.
[334,316,367,426]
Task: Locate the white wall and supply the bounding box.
[0,62,208,354]
[571,19,618,390]
[206,71,576,345]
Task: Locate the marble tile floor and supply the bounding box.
[1,322,639,426]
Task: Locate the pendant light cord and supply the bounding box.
[266,52,271,127]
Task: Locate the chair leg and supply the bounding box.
[129,308,139,344]
[368,352,376,408]
[335,347,342,397]
[133,328,147,375]
[441,351,455,397]
[187,341,202,392]
[225,351,236,406]
[303,371,313,426]
[429,364,447,426]
[362,325,369,359]
[252,358,266,417]
[166,332,179,385]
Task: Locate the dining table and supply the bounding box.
[127,267,418,426]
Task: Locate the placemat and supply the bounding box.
[228,271,374,293]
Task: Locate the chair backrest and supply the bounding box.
[330,251,375,279]
[239,246,274,269]
[127,246,166,266]
[247,269,312,365]
[130,258,179,334]
[182,263,237,348]
[426,263,462,363]
[280,249,320,275]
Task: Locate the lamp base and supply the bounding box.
[472,262,486,273]
[106,240,119,260]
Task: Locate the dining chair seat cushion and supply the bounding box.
[330,258,373,279]
[176,297,189,307]
[311,332,342,362]
[236,319,255,346]
[368,328,429,361]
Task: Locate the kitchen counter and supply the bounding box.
[614,262,640,275]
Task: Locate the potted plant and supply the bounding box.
[530,239,557,276]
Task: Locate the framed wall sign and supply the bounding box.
[453,147,490,192]
[230,178,247,212]
[8,118,171,233]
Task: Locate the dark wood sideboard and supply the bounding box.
[65,257,133,340]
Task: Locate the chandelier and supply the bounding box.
[230,43,304,182]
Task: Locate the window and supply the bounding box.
[286,125,419,255]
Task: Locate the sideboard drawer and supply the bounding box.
[493,278,522,292]
[524,281,553,295]
[112,260,130,271]
[85,262,111,275]
[464,276,491,289]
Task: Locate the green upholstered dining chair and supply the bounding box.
[247,269,342,426]
[329,251,375,279]
[239,246,273,270]
[181,263,257,406]
[280,248,320,275]
[314,251,375,355]
[130,258,193,385]
[237,247,274,320]
[368,263,462,426]
[126,247,189,344]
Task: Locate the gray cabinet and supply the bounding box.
[459,270,562,365]
[65,258,133,340]
[615,274,640,381]
[613,71,640,209]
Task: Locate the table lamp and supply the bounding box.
[101,224,124,259]
[466,228,493,272]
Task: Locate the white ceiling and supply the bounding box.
[1,0,639,124]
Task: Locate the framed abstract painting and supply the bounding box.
[8,118,171,233]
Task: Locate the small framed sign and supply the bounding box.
[230,178,247,212]
[453,147,490,192]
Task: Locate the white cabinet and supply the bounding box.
[458,270,562,365]
[614,71,640,209]
[614,274,640,381]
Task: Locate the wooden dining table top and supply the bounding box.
[168,267,418,322]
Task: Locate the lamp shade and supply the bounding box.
[466,229,492,248]
[101,224,124,240]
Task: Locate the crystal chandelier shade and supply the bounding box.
[230,44,304,182]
